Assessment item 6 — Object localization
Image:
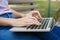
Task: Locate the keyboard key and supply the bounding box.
[44,19,49,29]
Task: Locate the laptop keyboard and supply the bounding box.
[26,18,50,29]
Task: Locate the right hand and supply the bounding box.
[12,16,41,27]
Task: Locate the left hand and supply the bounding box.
[26,11,42,20]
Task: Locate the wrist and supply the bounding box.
[10,19,17,26]
[21,14,25,17]
[11,19,23,26]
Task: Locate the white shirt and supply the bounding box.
[0,0,11,15]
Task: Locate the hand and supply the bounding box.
[26,11,42,20]
[12,16,41,27]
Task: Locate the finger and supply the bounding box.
[32,11,42,19]
[30,18,41,25]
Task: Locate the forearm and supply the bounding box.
[11,9,25,18]
[0,18,15,26]
[0,18,26,27]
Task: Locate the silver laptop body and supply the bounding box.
[9,18,55,32]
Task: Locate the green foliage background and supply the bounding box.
[9,0,60,21]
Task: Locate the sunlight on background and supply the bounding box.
[9,0,60,20]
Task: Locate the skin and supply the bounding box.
[0,9,42,27]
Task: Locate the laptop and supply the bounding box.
[9,18,55,32]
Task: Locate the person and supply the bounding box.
[0,0,42,40]
[1,0,60,40]
[0,0,42,27]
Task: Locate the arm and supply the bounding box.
[0,18,25,26]
[11,9,42,19]
[0,17,41,26]
[11,9,25,18]
[0,18,12,26]
[0,18,15,26]
[0,9,25,26]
